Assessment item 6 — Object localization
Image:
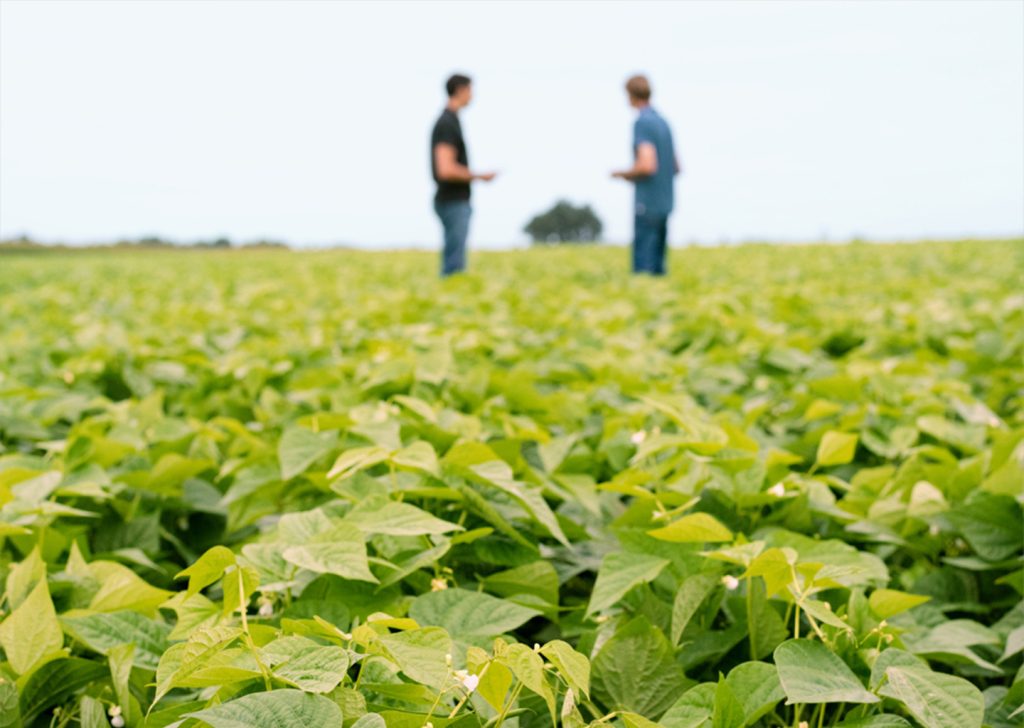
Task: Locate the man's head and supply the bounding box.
[625,74,651,108]
[446,73,473,109]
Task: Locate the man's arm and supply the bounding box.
[434,144,496,182]
[612,142,657,181]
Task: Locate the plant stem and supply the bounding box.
[493,682,525,728]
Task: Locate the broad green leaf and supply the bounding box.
[671,573,718,645]
[649,513,733,543]
[816,431,859,466]
[61,609,170,670]
[221,564,260,616]
[278,426,337,479]
[18,657,108,725]
[868,589,931,619]
[774,639,879,704]
[482,560,560,606]
[592,616,690,719]
[0,681,19,728]
[725,662,784,726]
[879,664,984,728]
[540,639,590,697]
[186,689,343,728]
[343,499,461,536]
[390,441,440,476]
[0,578,63,675]
[586,552,669,616]
[282,524,376,583]
[88,561,173,614]
[107,642,134,719]
[273,644,349,693]
[712,677,745,728]
[176,545,236,597]
[327,446,390,481]
[4,545,45,610]
[408,589,540,644]
[661,682,715,728]
[946,493,1023,562]
[376,626,452,690]
[502,643,556,721]
[79,695,110,728]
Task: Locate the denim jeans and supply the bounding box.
[632,212,669,275]
[434,200,472,276]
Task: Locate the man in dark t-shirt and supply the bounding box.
[430,73,496,276]
[612,74,681,275]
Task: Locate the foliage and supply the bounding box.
[0,240,1022,728]
[523,200,603,243]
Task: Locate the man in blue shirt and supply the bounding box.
[612,75,680,275]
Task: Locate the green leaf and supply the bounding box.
[273,644,349,693]
[390,441,440,476]
[107,642,134,720]
[186,689,343,728]
[468,461,570,546]
[540,639,590,697]
[774,639,879,704]
[4,545,45,610]
[408,589,540,644]
[482,560,560,606]
[592,616,690,719]
[816,431,859,466]
[278,426,337,480]
[868,589,931,619]
[879,664,984,728]
[282,524,376,583]
[661,682,715,728]
[0,681,20,728]
[502,643,556,721]
[61,609,170,670]
[725,662,783,726]
[327,446,390,481]
[586,552,669,617]
[671,573,718,645]
[946,493,1023,562]
[221,565,260,616]
[712,676,745,728]
[79,695,110,728]
[376,626,452,691]
[0,578,63,675]
[649,513,733,543]
[343,498,461,536]
[18,657,107,725]
[175,545,236,597]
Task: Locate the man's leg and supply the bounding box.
[652,216,668,276]
[633,214,655,274]
[436,201,470,276]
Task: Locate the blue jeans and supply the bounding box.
[434,200,472,276]
[633,212,669,275]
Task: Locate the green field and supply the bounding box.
[1,240,1022,728]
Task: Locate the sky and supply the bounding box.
[1,0,1022,248]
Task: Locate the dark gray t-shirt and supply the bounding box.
[633,106,676,218]
[431,109,470,203]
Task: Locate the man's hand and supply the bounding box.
[475,172,498,182]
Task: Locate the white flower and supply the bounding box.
[111,717,125,728]
[431,577,448,592]
[722,575,740,590]
[799,722,809,728]
[445,653,453,667]
[461,673,480,692]
[631,430,647,445]
[108,706,122,717]
[928,524,940,536]
[767,482,785,497]
[258,601,273,618]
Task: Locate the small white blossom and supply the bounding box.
[461,673,480,692]
[258,601,273,618]
[111,716,125,728]
[928,524,940,536]
[445,653,453,667]
[631,431,647,445]
[722,575,740,590]
[767,483,785,497]
[431,577,448,592]
[799,722,809,728]
[108,706,122,717]
[652,510,666,519]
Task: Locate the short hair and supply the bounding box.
[626,75,651,101]
[446,74,472,97]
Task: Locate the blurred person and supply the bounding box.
[612,74,680,275]
[430,73,497,276]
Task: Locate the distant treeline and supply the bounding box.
[0,235,290,251]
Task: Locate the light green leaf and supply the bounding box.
[587,552,669,617]
[879,665,984,728]
[376,626,452,691]
[282,524,376,583]
[273,644,349,693]
[61,609,170,670]
[390,441,439,476]
[725,661,783,726]
[946,493,1023,562]
[186,689,343,728]
[869,589,931,619]
[343,498,461,536]
[408,589,540,644]
[278,426,337,480]
[649,513,733,543]
[0,578,63,675]
[502,643,556,721]
[672,573,718,645]
[774,639,879,704]
[176,545,236,597]
[327,446,390,481]
[540,639,590,697]
[816,431,859,467]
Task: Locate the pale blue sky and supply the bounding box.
[1,0,1022,247]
